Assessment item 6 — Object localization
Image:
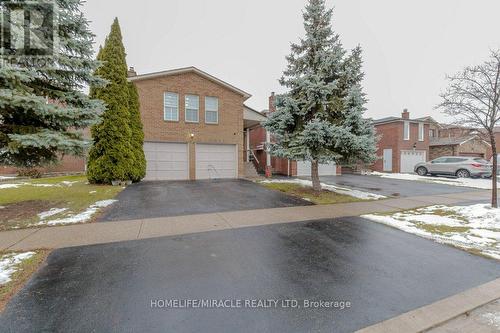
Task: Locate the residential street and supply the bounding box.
[1,217,499,333]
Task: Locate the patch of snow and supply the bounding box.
[370,171,493,189]
[0,176,16,180]
[89,191,97,194]
[261,178,386,200]
[37,208,68,220]
[362,203,500,260]
[30,183,59,187]
[41,200,118,226]
[0,252,36,285]
[0,184,21,189]
[61,181,79,186]
[482,312,500,328]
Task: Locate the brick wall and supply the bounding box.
[0,154,86,175]
[373,121,430,173]
[132,72,246,179]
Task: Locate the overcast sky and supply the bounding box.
[82,0,500,122]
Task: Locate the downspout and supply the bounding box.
[265,130,272,178]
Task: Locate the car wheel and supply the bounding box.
[456,169,470,178]
[416,167,428,176]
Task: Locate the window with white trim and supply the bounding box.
[185,95,199,123]
[403,121,410,141]
[418,123,424,141]
[164,92,179,121]
[205,97,219,124]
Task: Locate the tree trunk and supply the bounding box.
[311,160,322,192]
[491,133,498,208]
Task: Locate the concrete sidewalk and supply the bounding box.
[0,190,491,251]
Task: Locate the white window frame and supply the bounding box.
[403,121,410,141]
[418,123,424,141]
[164,92,179,121]
[205,96,219,124]
[185,94,199,123]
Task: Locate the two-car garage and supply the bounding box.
[144,142,237,181]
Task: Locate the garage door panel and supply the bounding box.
[144,142,188,181]
[400,150,426,173]
[196,144,237,179]
[297,161,337,177]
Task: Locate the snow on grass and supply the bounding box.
[0,176,16,180]
[0,184,21,189]
[362,204,500,260]
[0,252,35,285]
[38,199,118,226]
[482,312,500,329]
[370,171,493,189]
[37,208,68,220]
[261,178,386,200]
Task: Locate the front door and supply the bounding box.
[383,149,392,172]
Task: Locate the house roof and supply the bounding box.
[429,135,482,147]
[372,116,430,125]
[128,66,252,99]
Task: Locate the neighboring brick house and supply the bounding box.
[428,125,491,160]
[128,66,265,181]
[248,93,340,177]
[372,110,431,173]
[0,128,89,176]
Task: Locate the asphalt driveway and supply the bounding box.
[2,218,499,333]
[98,179,312,222]
[316,174,481,197]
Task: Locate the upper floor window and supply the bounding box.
[164,92,179,121]
[185,95,199,123]
[429,129,435,138]
[205,97,219,124]
[418,123,424,141]
[403,121,410,140]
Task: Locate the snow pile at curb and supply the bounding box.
[370,171,493,189]
[261,179,386,200]
[37,200,118,226]
[362,204,500,260]
[0,252,35,285]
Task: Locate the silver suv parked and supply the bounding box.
[414,156,492,178]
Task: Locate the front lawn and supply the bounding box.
[0,175,123,230]
[261,182,366,205]
[362,204,500,260]
[0,250,49,311]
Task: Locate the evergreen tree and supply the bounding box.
[264,0,377,191]
[87,18,133,184]
[0,0,105,168]
[127,82,146,182]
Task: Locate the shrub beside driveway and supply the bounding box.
[0,175,123,231]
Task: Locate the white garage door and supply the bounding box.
[196,144,237,179]
[144,142,189,181]
[296,161,337,177]
[400,150,426,173]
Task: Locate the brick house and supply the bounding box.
[428,125,491,160]
[248,93,340,177]
[372,110,431,173]
[128,66,266,181]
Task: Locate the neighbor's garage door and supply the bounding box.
[144,142,189,181]
[400,150,426,173]
[296,161,337,177]
[196,144,237,179]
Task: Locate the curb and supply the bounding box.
[356,278,500,333]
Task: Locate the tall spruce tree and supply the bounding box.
[127,82,146,182]
[87,18,133,184]
[0,0,105,168]
[264,0,377,191]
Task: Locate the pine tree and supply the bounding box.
[0,0,105,168]
[264,0,377,191]
[87,18,133,184]
[127,82,146,182]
